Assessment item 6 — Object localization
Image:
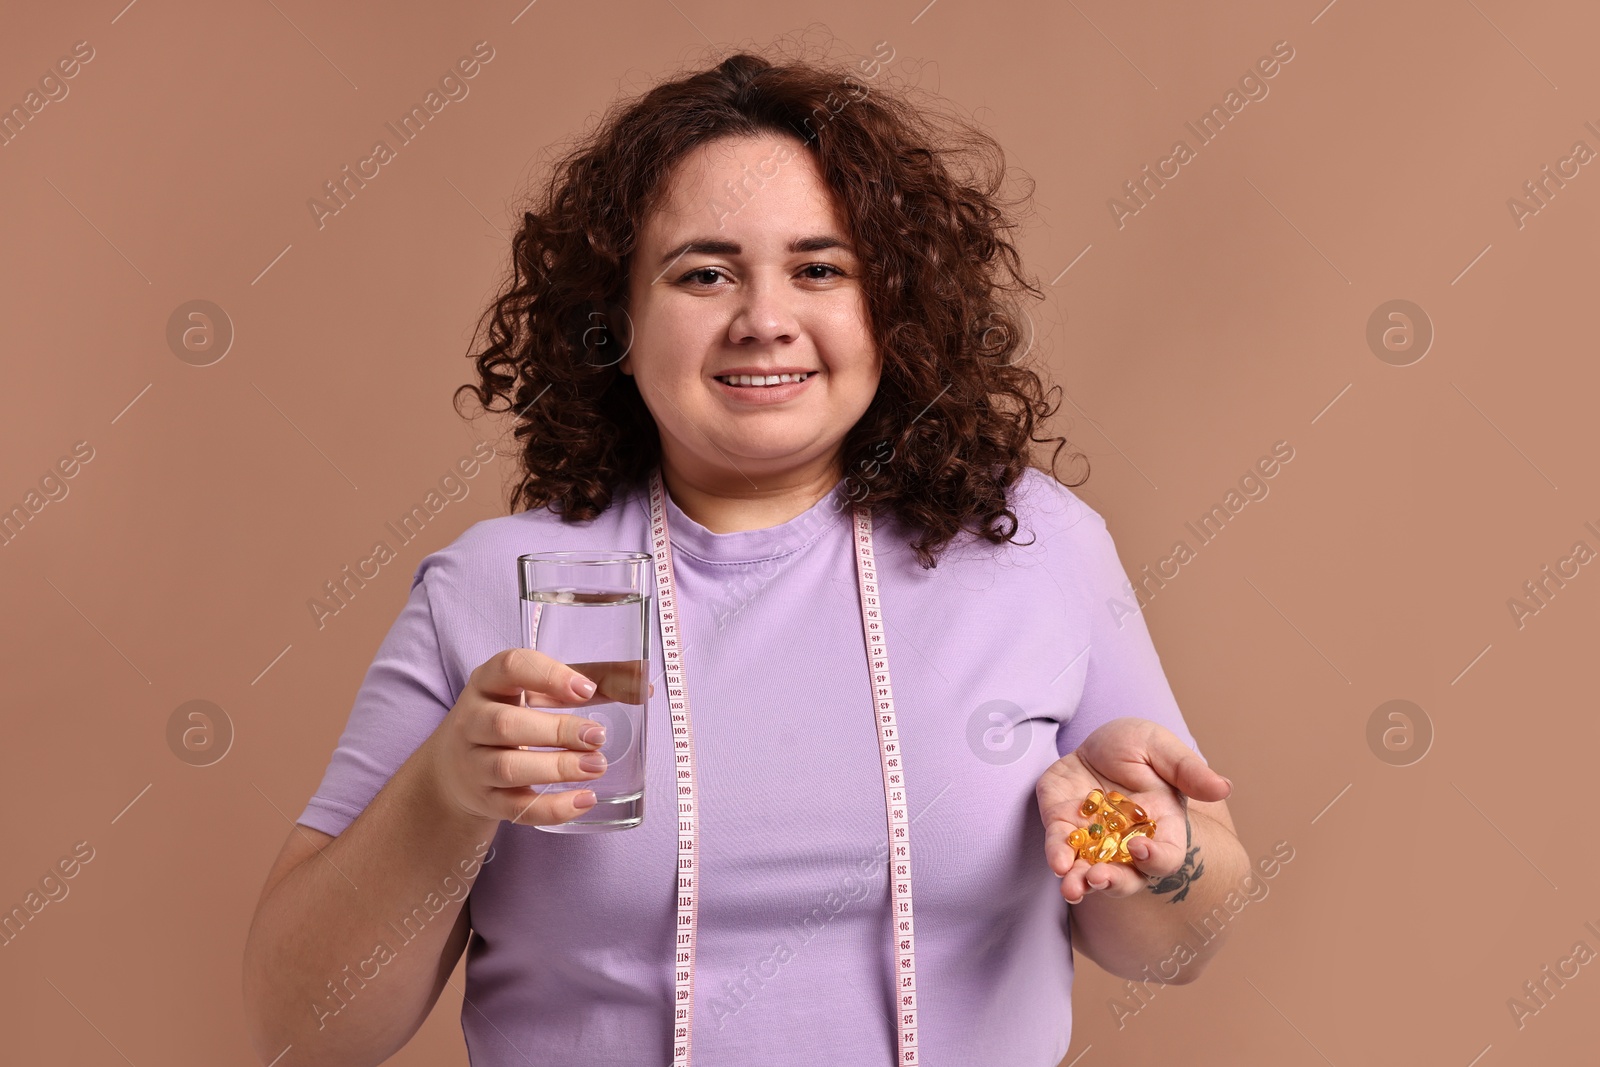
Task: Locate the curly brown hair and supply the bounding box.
[454,40,1087,569]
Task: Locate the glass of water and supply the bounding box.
[517,549,652,832]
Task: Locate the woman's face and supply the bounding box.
[618,132,881,490]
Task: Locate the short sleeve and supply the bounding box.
[1052,510,1205,764]
[295,563,456,837]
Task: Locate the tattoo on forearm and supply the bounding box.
[1146,803,1204,904]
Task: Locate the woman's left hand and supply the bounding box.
[1036,716,1231,904]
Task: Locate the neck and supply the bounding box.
[657,456,843,534]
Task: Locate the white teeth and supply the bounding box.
[716,372,812,387]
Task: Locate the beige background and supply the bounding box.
[2,1,1596,1064]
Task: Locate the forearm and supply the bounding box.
[1067,805,1248,983]
[242,746,500,1067]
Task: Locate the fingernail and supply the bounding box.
[580,724,606,746]
[579,752,607,773]
[571,676,597,699]
[573,790,597,810]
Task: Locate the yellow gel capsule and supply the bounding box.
[1105,793,1148,825]
[1080,790,1105,818]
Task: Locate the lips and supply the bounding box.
[713,371,816,388]
[710,370,817,404]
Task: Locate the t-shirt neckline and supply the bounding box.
[649,474,854,566]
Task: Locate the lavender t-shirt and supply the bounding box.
[296,465,1204,1065]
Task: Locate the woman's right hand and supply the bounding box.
[423,647,614,827]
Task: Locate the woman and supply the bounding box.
[243,48,1246,1066]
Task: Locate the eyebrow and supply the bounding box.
[657,234,854,265]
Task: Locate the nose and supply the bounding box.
[726,273,800,346]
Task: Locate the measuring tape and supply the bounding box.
[648,466,920,1065]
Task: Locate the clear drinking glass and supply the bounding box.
[517,549,652,832]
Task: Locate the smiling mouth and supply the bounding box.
[713,371,817,388]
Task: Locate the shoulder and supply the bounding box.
[393,486,646,684]
[411,483,644,591]
[992,466,1114,567]
[1008,465,1108,538]
[999,467,1130,592]
[890,466,1113,575]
